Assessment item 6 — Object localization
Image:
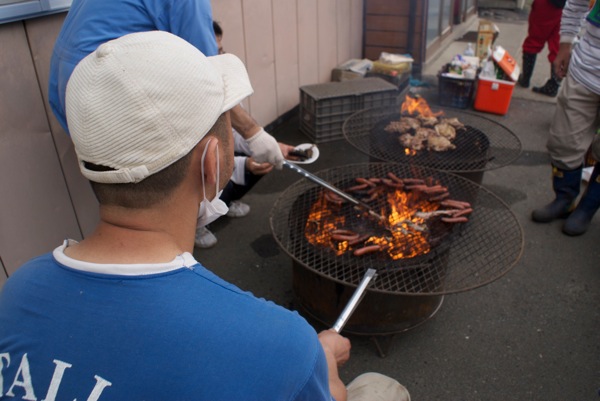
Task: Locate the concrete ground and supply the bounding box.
[195,8,600,401]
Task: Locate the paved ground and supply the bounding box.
[195,9,600,401]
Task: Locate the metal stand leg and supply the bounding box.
[370,335,395,358]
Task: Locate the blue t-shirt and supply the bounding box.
[48,0,219,133]
[0,245,332,401]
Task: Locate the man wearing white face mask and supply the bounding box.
[0,31,410,401]
[197,137,231,227]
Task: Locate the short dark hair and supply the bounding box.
[88,113,229,208]
[213,21,223,36]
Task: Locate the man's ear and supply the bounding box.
[199,136,220,187]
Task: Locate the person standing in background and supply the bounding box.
[518,0,566,97]
[531,0,600,235]
[48,0,285,168]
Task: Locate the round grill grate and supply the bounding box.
[342,105,522,172]
[270,163,523,296]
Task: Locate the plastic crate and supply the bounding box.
[437,74,476,109]
[299,78,399,143]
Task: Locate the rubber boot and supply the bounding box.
[518,52,536,88]
[532,69,562,97]
[531,165,582,223]
[562,164,600,236]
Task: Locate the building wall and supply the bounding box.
[363,0,426,75]
[211,0,364,124]
[0,0,364,281]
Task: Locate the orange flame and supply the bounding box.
[400,96,444,117]
[304,184,441,260]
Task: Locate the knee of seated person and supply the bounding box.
[346,372,410,401]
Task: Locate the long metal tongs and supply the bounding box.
[331,268,378,333]
[283,160,385,221]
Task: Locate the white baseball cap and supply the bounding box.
[66,30,253,184]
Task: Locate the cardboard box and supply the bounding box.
[371,60,412,75]
[492,46,520,82]
[473,76,515,115]
[476,20,499,60]
[331,59,372,82]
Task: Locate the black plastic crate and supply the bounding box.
[299,78,399,143]
[437,74,476,109]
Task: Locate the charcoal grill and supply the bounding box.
[342,105,522,184]
[270,163,523,352]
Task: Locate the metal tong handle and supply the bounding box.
[332,268,378,333]
[282,160,384,221]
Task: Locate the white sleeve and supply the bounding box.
[231,156,247,185]
[234,130,251,155]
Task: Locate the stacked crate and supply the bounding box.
[299,78,399,143]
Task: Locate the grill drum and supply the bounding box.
[292,261,446,335]
[270,163,524,335]
[342,105,522,185]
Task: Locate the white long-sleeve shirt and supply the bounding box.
[560,0,600,94]
[232,130,249,185]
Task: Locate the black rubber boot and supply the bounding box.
[562,164,600,236]
[531,165,582,223]
[518,52,536,88]
[532,69,562,97]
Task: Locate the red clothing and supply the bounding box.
[522,0,563,62]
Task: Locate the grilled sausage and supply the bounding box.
[402,178,426,185]
[429,192,450,201]
[387,172,404,184]
[332,233,361,242]
[348,234,372,246]
[441,216,469,223]
[356,177,377,187]
[440,199,471,209]
[331,229,356,236]
[452,208,473,217]
[353,244,381,256]
[346,183,369,192]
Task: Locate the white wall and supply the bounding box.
[212,0,364,125]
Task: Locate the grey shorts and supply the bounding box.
[547,74,600,170]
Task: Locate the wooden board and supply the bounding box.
[0,21,81,274]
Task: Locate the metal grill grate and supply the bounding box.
[270,163,523,296]
[342,105,522,172]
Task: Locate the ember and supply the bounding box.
[304,172,472,260]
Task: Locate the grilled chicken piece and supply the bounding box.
[415,127,434,141]
[385,120,413,134]
[418,115,439,127]
[402,117,422,130]
[399,133,425,150]
[434,122,456,141]
[440,117,465,131]
[427,133,456,151]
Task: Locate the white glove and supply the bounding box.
[245,128,284,169]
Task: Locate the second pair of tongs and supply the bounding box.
[282,160,385,221]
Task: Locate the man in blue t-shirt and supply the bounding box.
[0,31,348,401]
[49,0,285,168]
[1,31,410,401]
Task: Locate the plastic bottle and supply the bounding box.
[464,43,475,57]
